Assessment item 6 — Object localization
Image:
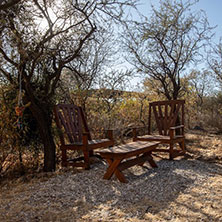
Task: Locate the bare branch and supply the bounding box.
[0,0,20,10]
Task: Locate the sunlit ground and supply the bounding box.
[0,130,222,222]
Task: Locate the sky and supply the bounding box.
[194,0,222,41]
[137,0,222,43]
[128,0,222,89]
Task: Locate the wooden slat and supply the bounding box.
[169,103,181,128]
[169,102,174,124]
[98,141,159,158]
[153,105,162,135]
[58,109,74,143]
[70,106,80,142]
[76,107,83,142]
[164,104,168,135]
[79,107,92,140]
[182,101,185,135]
[63,107,72,140]
[150,100,184,106]
[148,103,152,134]
[158,104,164,134]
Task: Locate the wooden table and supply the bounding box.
[98,141,160,183]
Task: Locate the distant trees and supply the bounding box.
[189,69,214,108]
[123,0,213,100]
[94,70,133,127]
[206,39,222,130]
[0,0,137,171]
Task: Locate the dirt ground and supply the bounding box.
[0,130,222,222]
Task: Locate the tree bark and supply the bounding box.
[29,103,56,172]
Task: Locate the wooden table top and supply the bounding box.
[97,141,160,158]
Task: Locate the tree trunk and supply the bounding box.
[29,103,56,172]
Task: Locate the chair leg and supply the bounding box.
[169,143,174,160]
[83,151,90,170]
[61,149,68,167]
[89,150,94,157]
[132,128,137,142]
[179,140,185,153]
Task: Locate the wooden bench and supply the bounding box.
[98,141,160,183]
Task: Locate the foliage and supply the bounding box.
[83,88,152,142]
[0,85,18,175]
[0,84,41,176]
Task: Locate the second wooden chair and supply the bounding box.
[133,100,185,160]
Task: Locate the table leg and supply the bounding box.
[147,154,157,168]
[103,158,127,183]
[138,152,157,168]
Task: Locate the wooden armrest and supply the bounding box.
[169,125,184,130]
[169,125,184,139]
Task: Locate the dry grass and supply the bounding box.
[186,130,222,162]
[0,130,222,222]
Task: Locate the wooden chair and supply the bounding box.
[54,104,114,169]
[133,100,185,160]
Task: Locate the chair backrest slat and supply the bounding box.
[54,104,90,144]
[152,105,162,135]
[79,106,92,140]
[148,100,185,136]
[164,104,168,135]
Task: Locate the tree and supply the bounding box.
[93,69,133,128]
[188,69,215,108]
[209,39,222,86]
[0,0,137,171]
[123,0,213,100]
[58,27,118,111]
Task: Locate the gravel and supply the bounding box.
[0,156,222,222]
